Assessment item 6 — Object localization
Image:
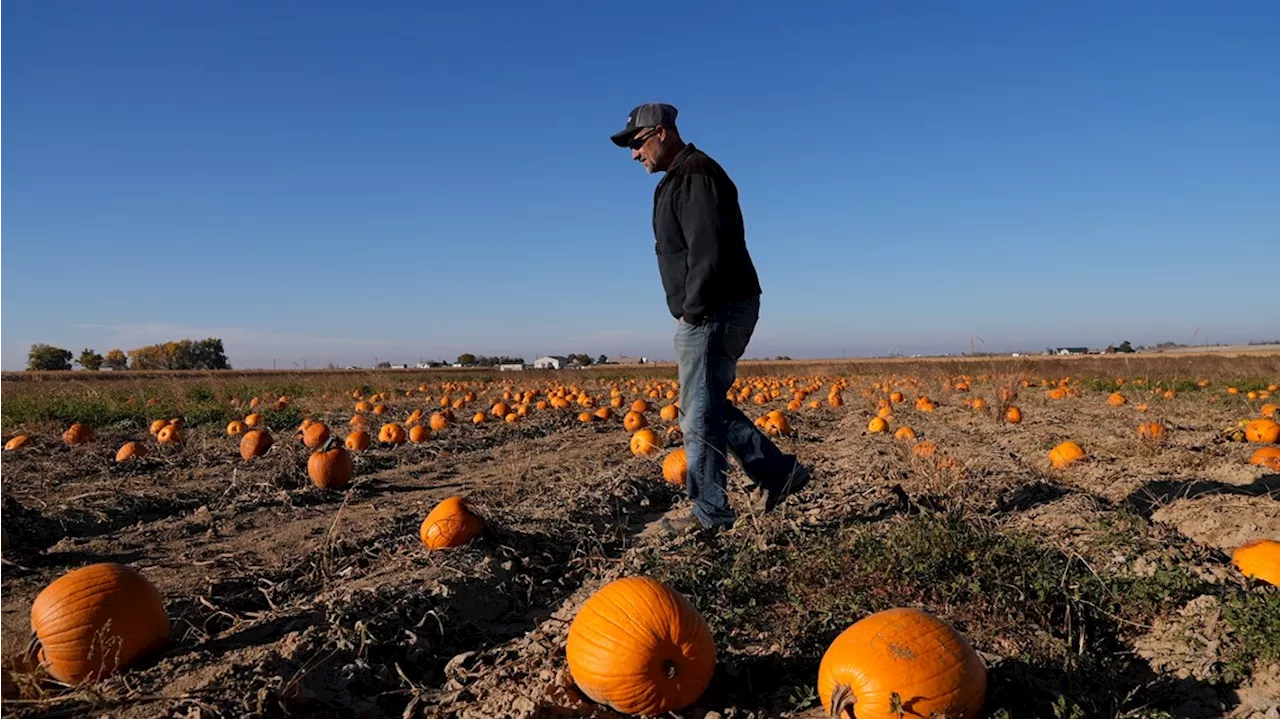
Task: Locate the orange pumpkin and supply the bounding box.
[817,607,986,719]
[594,407,613,421]
[31,563,170,684]
[970,398,986,411]
[408,425,431,443]
[148,419,169,436]
[623,411,648,432]
[473,411,488,425]
[631,399,651,414]
[662,449,688,486]
[763,410,792,437]
[1244,418,1280,444]
[419,496,482,550]
[578,411,595,423]
[308,440,353,490]
[156,424,181,445]
[225,420,246,436]
[1005,406,1022,424]
[62,423,94,446]
[5,434,33,451]
[889,391,905,403]
[894,426,916,441]
[239,429,273,460]
[867,417,889,434]
[301,422,331,449]
[630,428,661,457]
[115,441,146,463]
[1049,441,1086,469]
[912,441,938,458]
[566,576,716,716]
[1137,422,1166,442]
[345,430,371,451]
[1249,446,1280,470]
[378,423,407,445]
[1232,539,1280,586]
[1106,392,1127,406]
[429,412,450,431]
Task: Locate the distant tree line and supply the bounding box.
[455,354,527,367]
[27,338,230,371]
[452,353,610,367]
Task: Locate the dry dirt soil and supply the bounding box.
[2,368,1278,718]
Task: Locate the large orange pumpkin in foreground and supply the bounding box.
[308,440,353,490]
[817,607,986,719]
[31,563,170,684]
[420,496,482,549]
[1231,539,1280,586]
[566,576,716,716]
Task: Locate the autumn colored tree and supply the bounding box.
[104,349,128,370]
[128,338,229,370]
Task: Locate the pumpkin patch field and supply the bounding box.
[2,354,1278,718]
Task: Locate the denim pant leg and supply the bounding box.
[718,298,799,494]
[675,319,736,528]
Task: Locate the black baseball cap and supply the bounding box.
[610,103,678,147]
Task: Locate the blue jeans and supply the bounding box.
[675,296,799,527]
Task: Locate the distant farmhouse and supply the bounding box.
[1053,347,1089,355]
[533,356,567,370]
[497,363,524,371]
[608,355,648,365]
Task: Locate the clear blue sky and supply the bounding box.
[4,1,1277,369]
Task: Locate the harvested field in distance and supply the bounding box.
[2,354,1279,718]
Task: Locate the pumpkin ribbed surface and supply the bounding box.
[566,576,716,715]
[662,449,688,487]
[817,607,986,719]
[308,444,353,490]
[1232,539,1280,586]
[31,563,170,685]
[419,496,481,549]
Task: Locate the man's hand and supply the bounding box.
[681,314,701,326]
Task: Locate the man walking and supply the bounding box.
[611,103,809,533]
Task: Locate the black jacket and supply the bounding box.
[652,144,762,323]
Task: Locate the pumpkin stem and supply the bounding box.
[663,658,677,679]
[828,683,856,718]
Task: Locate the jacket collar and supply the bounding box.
[665,143,697,173]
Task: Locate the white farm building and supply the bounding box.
[533,356,567,370]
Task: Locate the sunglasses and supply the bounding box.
[628,127,661,150]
